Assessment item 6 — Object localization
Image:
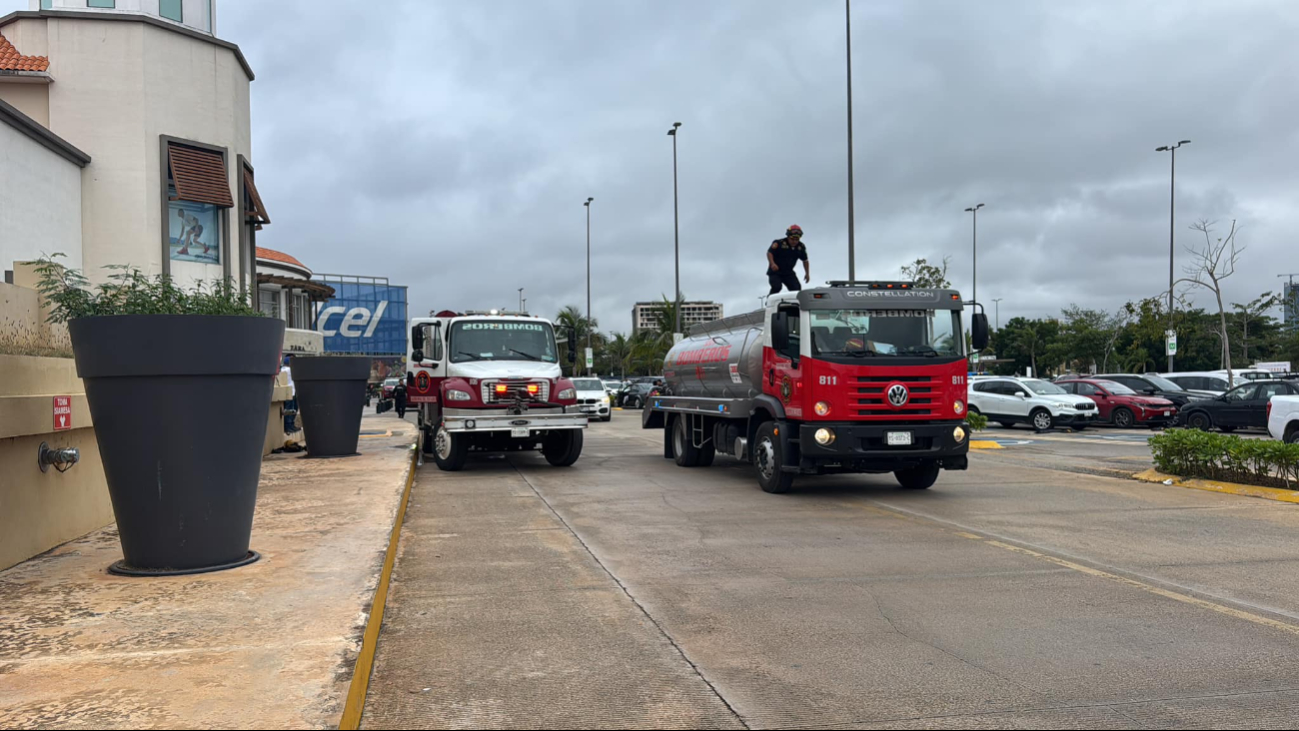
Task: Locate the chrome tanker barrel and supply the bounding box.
[662,310,766,399]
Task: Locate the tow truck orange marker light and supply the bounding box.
[527,384,540,395]
[495,384,509,394]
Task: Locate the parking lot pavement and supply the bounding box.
[364,413,1299,729]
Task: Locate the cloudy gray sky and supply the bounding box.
[11,0,1297,331]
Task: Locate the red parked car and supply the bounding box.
[1055,378,1178,429]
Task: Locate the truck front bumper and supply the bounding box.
[795,421,969,473]
[441,407,588,434]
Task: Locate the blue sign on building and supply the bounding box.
[315,276,408,356]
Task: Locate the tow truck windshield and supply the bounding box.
[450,321,559,364]
[809,309,962,358]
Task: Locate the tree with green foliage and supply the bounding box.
[900,257,952,289]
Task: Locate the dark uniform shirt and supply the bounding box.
[767,237,808,274]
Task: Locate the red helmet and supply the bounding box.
[786,225,803,237]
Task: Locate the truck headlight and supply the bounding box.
[815,401,831,416]
[446,389,472,401]
[954,400,965,415]
[953,426,967,442]
[558,388,576,400]
[814,428,836,446]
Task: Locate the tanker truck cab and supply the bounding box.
[408,310,587,471]
[645,282,989,494]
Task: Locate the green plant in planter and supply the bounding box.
[33,254,284,576]
[33,255,262,323]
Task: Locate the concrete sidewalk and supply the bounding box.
[0,413,415,729]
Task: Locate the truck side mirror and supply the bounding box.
[411,324,424,353]
[773,312,790,353]
[971,313,990,351]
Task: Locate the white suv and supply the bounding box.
[570,378,612,422]
[969,377,1099,432]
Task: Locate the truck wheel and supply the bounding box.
[895,462,940,490]
[433,426,468,471]
[753,422,795,494]
[1287,427,1299,444]
[543,429,584,467]
[1031,409,1054,432]
[673,416,700,467]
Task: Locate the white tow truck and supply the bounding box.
[1268,395,1299,444]
[407,310,587,470]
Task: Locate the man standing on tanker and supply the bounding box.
[767,225,810,294]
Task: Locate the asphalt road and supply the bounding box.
[364,412,1299,729]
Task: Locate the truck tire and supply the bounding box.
[753,422,795,494]
[1287,426,1299,444]
[543,429,583,467]
[673,416,700,467]
[433,426,468,471]
[895,462,940,490]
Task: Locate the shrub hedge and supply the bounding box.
[965,410,989,432]
[1149,429,1299,489]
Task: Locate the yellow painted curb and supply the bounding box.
[969,440,1003,450]
[339,446,418,730]
[1133,468,1299,504]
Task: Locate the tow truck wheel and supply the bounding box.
[895,462,940,490]
[673,417,700,467]
[753,422,794,494]
[433,426,468,471]
[543,429,584,467]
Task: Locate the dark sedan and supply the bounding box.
[1178,380,1299,432]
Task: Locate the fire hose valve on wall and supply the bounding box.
[38,442,81,474]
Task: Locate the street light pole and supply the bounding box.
[1156,140,1190,372]
[964,203,984,307]
[585,197,594,376]
[992,298,1003,330]
[845,0,856,282]
[518,287,524,312]
[668,122,682,337]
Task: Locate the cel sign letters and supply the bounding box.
[318,301,388,338]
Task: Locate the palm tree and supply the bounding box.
[555,305,600,376]
[603,333,634,379]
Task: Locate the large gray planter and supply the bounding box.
[290,355,371,458]
[69,315,285,575]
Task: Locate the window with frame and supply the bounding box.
[159,0,183,22]
[288,292,311,330]
[1225,385,1257,402]
[258,288,280,319]
[87,0,116,8]
[1075,383,1099,396]
[167,142,233,266]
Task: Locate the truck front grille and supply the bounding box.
[481,379,550,404]
[852,375,943,417]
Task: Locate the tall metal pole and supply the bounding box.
[585,197,593,376]
[964,203,984,306]
[669,122,682,336]
[992,298,1003,330]
[845,0,856,282]
[1157,140,1189,372]
[518,287,524,312]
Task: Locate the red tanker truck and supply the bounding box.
[643,281,989,493]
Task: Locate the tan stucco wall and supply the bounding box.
[0,276,73,357]
[22,16,253,288]
[0,81,51,126]
[0,353,113,572]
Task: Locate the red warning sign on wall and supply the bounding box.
[53,396,72,431]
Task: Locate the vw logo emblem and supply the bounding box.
[887,383,910,407]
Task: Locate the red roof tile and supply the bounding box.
[0,33,49,73]
[256,247,309,271]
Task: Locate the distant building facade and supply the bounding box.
[632,301,723,334]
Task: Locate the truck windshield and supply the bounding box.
[809,309,962,357]
[449,321,558,363]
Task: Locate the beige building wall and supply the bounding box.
[0,113,84,273]
[0,81,50,126]
[13,15,252,288]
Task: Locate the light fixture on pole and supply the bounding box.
[585,197,594,376]
[668,122,682,337]
[518,287,524,313]
[991,298,1003,330]
[964,203,984,308]
[1156,140,1190,372]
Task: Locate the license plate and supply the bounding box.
[887,431,913,446]
[1165,411,1172,417]
[511,426,530,438]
